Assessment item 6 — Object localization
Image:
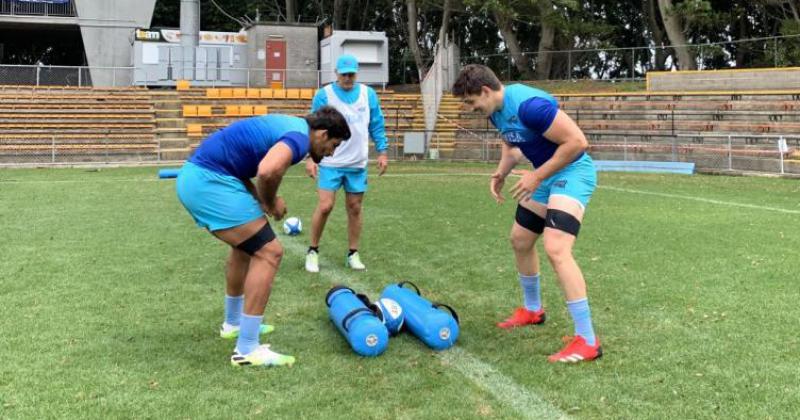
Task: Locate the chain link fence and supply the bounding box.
[1,127,796,174]
[0,65,326,88]
[377,128,800,176]
[0,135,161,166]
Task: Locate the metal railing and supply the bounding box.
[0,0,75,17]
[378,126,800,176]
[0,64,329,88]
[0,127,797,175]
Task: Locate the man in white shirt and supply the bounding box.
[304,54,388,272]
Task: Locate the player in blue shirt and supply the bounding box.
[175,107,350,367]
[452,64,601,363]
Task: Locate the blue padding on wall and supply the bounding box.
[158,168,181,179]
[594,160,695,175]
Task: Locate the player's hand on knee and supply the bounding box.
[305,159,318,179]
[490,172,505,203]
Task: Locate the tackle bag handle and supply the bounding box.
[432,303,460,325]
[398,281,421,295]
[341,307,374,332]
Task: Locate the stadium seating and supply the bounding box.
[0,86,158,164]
[1,83,795,164]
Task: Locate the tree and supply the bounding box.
[406,0,427,78]
[657,0,697,69]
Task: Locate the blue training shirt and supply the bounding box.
[311,82,388,152]
[189,114,310,180]
[490,84,583,168]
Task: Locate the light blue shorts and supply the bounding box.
[318,165,368,193]
[175,162,264,231]
[531,154,597,209]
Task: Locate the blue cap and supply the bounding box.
[336,54,359,74]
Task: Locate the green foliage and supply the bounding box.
[145,0,800,83]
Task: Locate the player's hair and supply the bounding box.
[452,64,502,97]
[305,106,351,141]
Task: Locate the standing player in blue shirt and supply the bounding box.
[175,107,350,367]
[452,64,602,363]
[304,55,389,273]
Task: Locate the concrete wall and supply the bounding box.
[74,0,157,86]
[246,23,318,88]
[648,68,800,92]
[319,30,389,86]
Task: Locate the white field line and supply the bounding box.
[599,185,800,215]
[4,171,797,215]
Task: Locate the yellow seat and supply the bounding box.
[239,105,254,116]
[259,88,273,99]
[206,88,220,98]
[182,105,198,117]
[273,89,287,99]
[219,88,234,99]
[286,89,300,99]
[225,105,240,116]
[176,80,191,91]
[246,89,260,99]
[300,89,314,99]
[232,88,247,99]
[186,124,203,137]
[253,105,268,115]
[197,106,213,117]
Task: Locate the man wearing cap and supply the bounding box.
[304,54,389,273]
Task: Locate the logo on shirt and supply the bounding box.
[553,180,568,189]
[502,131,525,143]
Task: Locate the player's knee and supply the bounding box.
[509,229,535,252]
[319,200,335,215]
[253,239,283,265]
[346,201,362,216]
[542,236,573,264]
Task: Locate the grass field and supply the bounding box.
[1,162,799,419]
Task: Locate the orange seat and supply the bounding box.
[300,89,315,99]
[239,105,254,116]
[186,124,203,137]
[232,88,247,99]
[253,105,268,115]
[219,88,234,99]
[286,89,300,99]
[259,88,274,99]
[206,88,220,98]
[246,89,260,99]
[225,105,240,116]
[197,106,213,117]
[182,105,198,117]
[273,89,287,99]
[176,80,191,91]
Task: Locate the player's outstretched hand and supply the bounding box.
[267,197,287,220]
[377,154,388,175]
[490,172,505,203]
[305,159,318,180]
[509,169,543,202]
